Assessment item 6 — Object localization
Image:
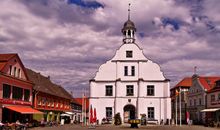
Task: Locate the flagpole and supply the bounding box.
[179,87,182,126]
[175,92,177,126]
[85,92,87,126]
[82,92,84,126]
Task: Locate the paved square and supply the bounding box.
[31,124,219,130]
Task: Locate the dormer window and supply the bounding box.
[216,80,220,87]
[126,51,133,58]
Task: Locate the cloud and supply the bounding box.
[0,0,220,97]
[203,0,220,22]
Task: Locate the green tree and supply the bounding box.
[114,113,122,125]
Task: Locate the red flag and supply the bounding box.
[90,105,93,124]
[93,108,97,123]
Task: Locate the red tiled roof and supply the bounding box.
[0,62,6,71]
[0,54,17,62]
[0,54,17,71]
[71,98,80,105]
[171,77,192,90]
[199,77,220,91]
[26,68,72,99]
[75,98,89,110]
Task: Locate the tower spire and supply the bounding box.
[128,3,131,20]
[122,3,136,44]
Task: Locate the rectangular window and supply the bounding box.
[105,85,113,96]
[148,107,154,119]
[211,95,215,102]
[126,51,133,58]
[218,93,220,100]
[194,99,196,106]
[47,99,51,107]
[37,97,41,105]
[199,98,202,105]
[14,67,16,77]
[60,102,63,108]
[106,107,112,120]
[42,97,46,106]
[24,89,30,101]
[147,85,154,96]
[51,100,54,107]
[12,86,23,100]
[126,85,134,96]
[3,84,11,99]
[190,100,192,106]
[56,101,59,108]
[124,66,128,76]
[9,65,12,75]
[18,69,21,78]
[131,66,135,76]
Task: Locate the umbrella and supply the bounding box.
[90,105,93,124]
[186,111,190,124]
[93,108,97,124]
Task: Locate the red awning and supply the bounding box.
[5,106,43,114]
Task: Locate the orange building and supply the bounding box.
[75,98,89,123]
[170,77,192,124]
[0,54,41,123]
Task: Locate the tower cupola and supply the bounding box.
[122,3,136,43]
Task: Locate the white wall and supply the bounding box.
[90,41,171,124]
[112,43,147,61]
[116,82,138,97]
[90,98,115,123]
[90,82,115,97]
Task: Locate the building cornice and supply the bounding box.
[111,60,148,62]
[0,72,34,85]
[90,78,170,83]
[90,96,171,99]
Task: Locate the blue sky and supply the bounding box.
[0,0,220,97]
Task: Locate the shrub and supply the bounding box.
[114,113,122,125]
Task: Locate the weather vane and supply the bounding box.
[194,66,197,74]
[128,3,131,20]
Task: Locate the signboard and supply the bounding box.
[0,98,31,105]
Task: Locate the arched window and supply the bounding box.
[128,30,131,36]
[124,31,126,36]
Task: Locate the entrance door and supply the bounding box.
[123,104,135,123]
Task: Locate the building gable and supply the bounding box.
[93,43,166,81]
[189,75,205,94]
[0,54,28,80]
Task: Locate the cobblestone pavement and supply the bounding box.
[30,124,219,130]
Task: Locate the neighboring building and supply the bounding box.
[170,77,192,124]
[205,79,220,123]
[26,68,72,122]
[71,98,82,123]
[187,74,220,124]
[0,54,41,123]
[74,98,89,123]
[90,15,171,124]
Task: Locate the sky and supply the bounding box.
[0,0,220,97]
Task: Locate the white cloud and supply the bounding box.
[0,0,219,96]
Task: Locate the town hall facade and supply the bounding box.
[89,15,171,124]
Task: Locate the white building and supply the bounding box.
[89,15,171,124]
